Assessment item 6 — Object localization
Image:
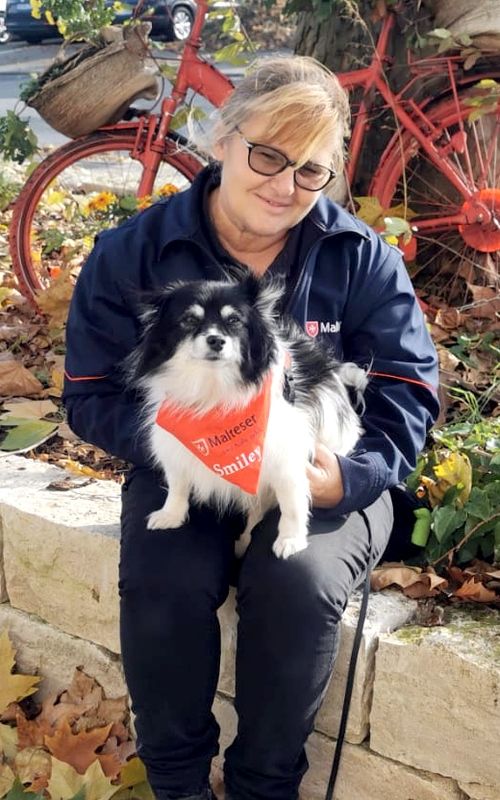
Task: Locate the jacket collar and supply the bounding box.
[157,164,368,254]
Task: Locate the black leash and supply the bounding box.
[324,508,376,800]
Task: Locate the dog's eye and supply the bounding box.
[180,314,200,329]
[226,315,242,328]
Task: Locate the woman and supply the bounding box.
[63,56,439,800]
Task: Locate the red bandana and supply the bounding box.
[155,374,273,494]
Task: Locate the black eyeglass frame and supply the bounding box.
[235,127,336,192]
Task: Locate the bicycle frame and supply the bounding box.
[133,0,233,195]
[338,12,497,232]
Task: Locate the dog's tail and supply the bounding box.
[338,362,369,413]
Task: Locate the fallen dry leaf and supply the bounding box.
[454,578,499,603]
[371,563,448,599]
[2,399,58,419]
[36,268,74,327]
[0,361,43,397]
[0,630,41,715]
[45,717,112,775]
[435,307,462,330]
[466,284,500,319]
[16,709,54,749]
[14,746,51,793]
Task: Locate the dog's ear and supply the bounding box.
[241,273,284,319]
[240,311,277,384]
[125,286,179,382]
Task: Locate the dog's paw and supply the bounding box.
[147,508,186,531]
[272,535,308,560]
[235,532,251,559]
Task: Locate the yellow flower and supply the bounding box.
[83,191,118,215]
[157,183,179,197]
[44,9,55,24]
[30,0,41,19]
[137,195,152,210]
[433,451,472,506]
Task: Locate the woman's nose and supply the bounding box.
[267,167,296,195]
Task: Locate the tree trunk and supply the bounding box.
[293,0,376,73]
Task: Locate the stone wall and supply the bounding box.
[0,455,499,800]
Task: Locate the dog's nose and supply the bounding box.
[206,334,226,352]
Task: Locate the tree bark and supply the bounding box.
[293,0,376,73]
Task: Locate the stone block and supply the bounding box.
[370,609,500,787]
[0,603,127,701]
[0,455,122,653]
[460,783,500,800]
[211,693,465,800]
[218,587,416,744]
[302,735,466,800]
[0,514,8,603]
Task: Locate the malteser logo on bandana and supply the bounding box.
[193,438,209,457]
[305,320,319,337]
[155,374,273,494]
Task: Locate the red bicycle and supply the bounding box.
[9,0,500,305]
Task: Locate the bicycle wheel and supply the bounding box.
[370,88,500,299]
[10,128,204,304]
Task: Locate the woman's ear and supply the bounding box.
[212,138,225,162]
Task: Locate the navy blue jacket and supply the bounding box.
[63,168,439,517]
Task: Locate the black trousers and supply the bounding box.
[119,467,394,800]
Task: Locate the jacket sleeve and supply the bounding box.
[323,235,440,517]
[62,234,151,468]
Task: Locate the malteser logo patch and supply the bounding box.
[306,321,319,337]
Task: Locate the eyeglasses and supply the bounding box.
[236,127,336,192]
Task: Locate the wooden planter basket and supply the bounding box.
[28,22,160,139]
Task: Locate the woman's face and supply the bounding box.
[213,114,335,240]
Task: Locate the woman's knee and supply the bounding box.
[119,473,234,608]
[236,503,391,627]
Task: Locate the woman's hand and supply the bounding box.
[306,443,345,508]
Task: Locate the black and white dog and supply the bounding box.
[126,274,367,559]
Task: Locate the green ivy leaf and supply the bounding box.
[432,505,466,543]
[464,487,491,521]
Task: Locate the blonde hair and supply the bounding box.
[195,55,350,174]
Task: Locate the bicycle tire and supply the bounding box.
[370,87,500,293]
[10,128,205,304]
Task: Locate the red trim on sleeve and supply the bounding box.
[368,371,436,393]
[64,370,109,382]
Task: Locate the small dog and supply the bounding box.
[126,274,367,559]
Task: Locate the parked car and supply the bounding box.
[5,0,196,44]
[0,0,10,42]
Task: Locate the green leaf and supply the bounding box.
[383,216,412,238]
[429,27,452,39]
[0,417,58,453]
[479,533,494,559]
[456,540,479,563]
[464,487,491,521]
[490,454,500,474]
[118,196,138,212]
[3,777,46,799]
[494,521,500,563]
[158,63,179,83]
[432,505,466,543]
[213,42,249,65]
[68,790,87,800]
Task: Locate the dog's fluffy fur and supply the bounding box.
[126,274,367,559]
